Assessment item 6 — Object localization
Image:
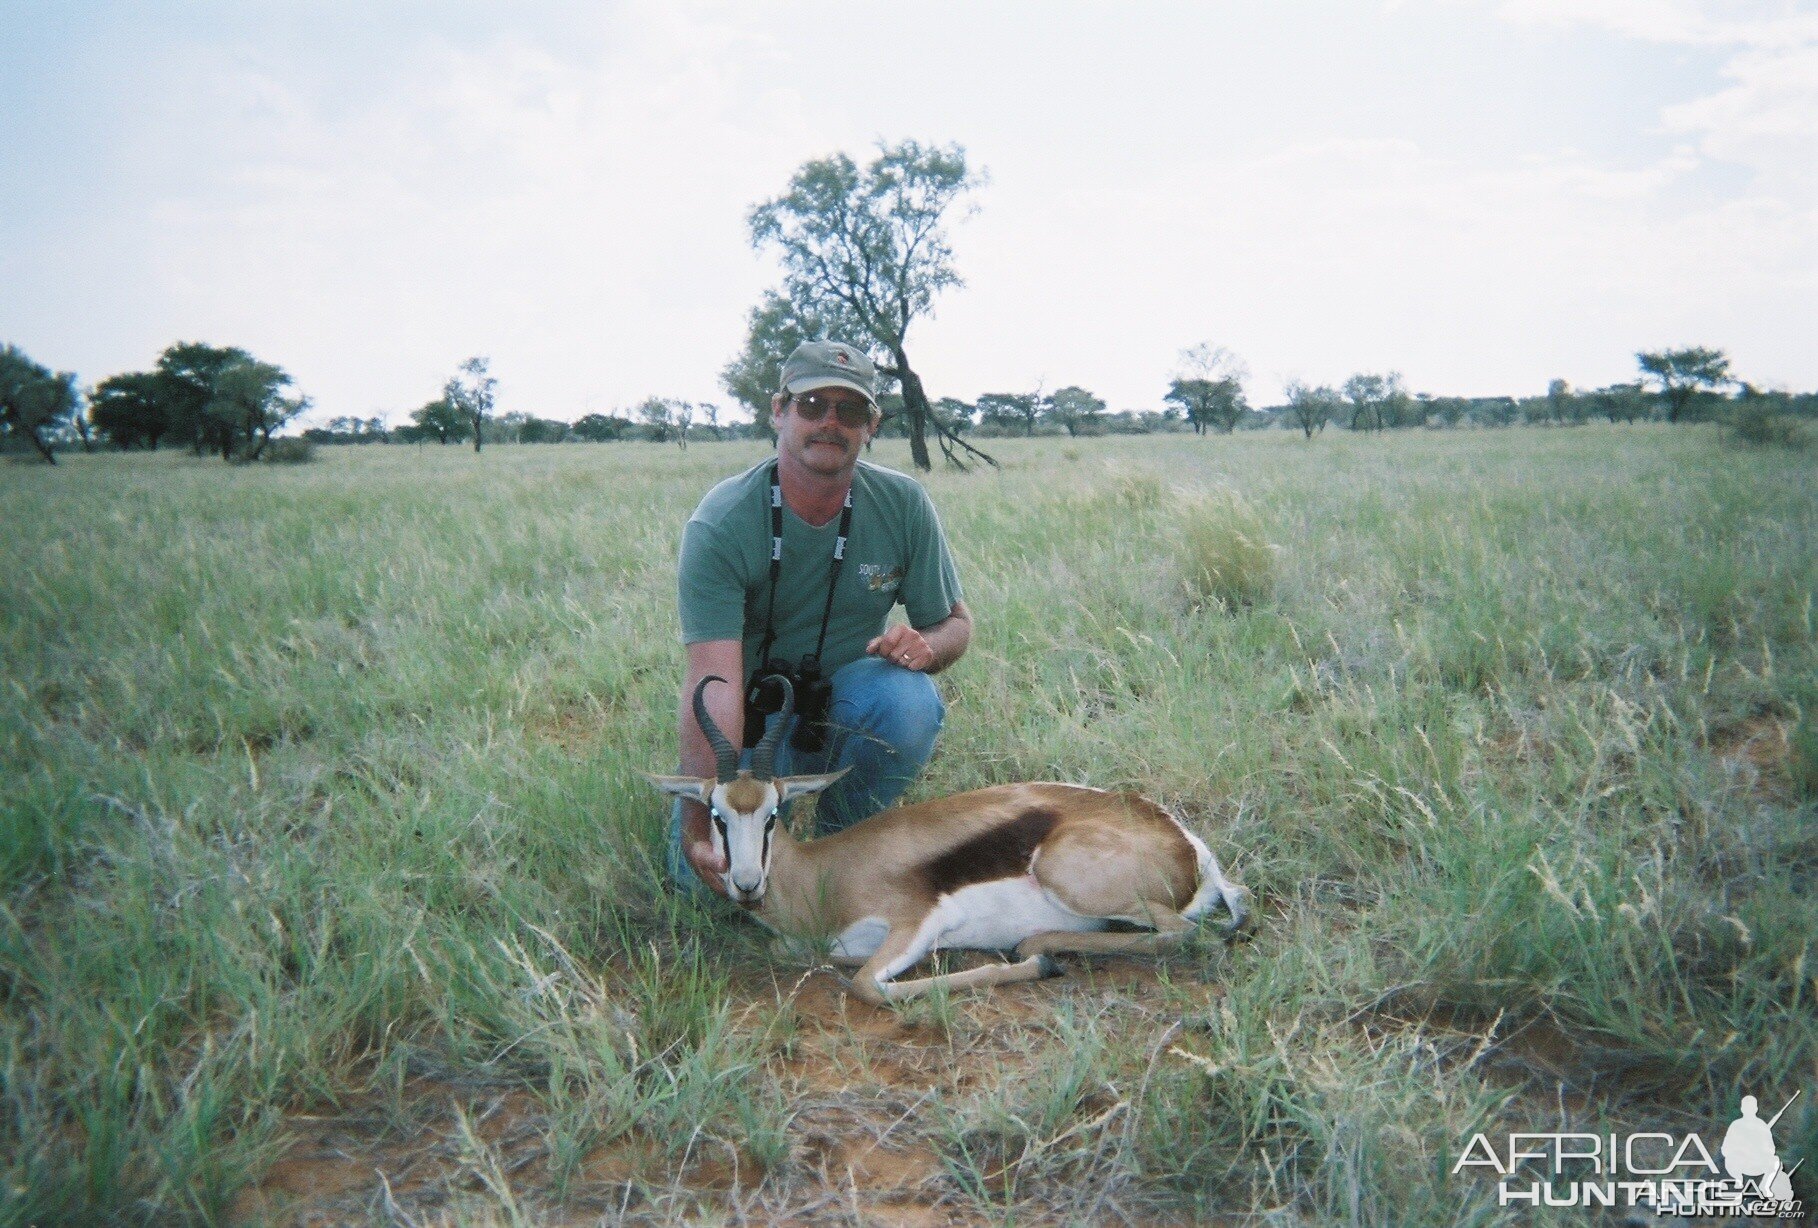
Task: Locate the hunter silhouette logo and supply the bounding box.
[1453,1089,1805,1216]
[1723,1094,1800,1205]
[834,350,851,365]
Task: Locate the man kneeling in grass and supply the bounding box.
[667,340,973,896]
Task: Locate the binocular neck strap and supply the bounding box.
[758,460,854,669]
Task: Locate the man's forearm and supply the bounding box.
[918,601,973,674]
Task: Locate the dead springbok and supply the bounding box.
[646,677,1251,1004]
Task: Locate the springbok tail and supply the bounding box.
[1177,827,1251,930]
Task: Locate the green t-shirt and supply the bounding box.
[678,459,964,681]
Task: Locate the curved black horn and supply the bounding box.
[751,676,794,781]
[692,676,739,783]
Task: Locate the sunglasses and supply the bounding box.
[791,392,874,429]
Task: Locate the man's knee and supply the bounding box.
[832,657,945,750]
[884,670,945,752]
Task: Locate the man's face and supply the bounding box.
[775,387,876,476]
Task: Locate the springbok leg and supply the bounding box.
[874,953,1063,1002]
[1014,907,1193,960]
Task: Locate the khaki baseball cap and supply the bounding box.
[779,340,878,406]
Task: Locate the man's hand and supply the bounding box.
[868,601,971,675]
[681,799,728,895]
[867,624,936,672]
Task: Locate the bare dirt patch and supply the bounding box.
[233,951,1222,1225]
[1708,713,1795,800]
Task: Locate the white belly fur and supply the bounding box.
[880,875,1108,983]
[831,915,892,961]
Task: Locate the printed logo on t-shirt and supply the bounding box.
[860,563,903,593]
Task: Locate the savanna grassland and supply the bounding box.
[2,426,1814,1226]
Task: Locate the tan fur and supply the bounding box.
[722,777,770,813]
[736,782,1244,1004]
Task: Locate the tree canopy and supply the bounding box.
[0,345,78,464]
[407,395,467,444]
[747,139,993,471]
[1283,380,1343,439]
[1045,386,1106,437]
[157,342,253,455]
[89,372,172,450]
[720,290,834,440]
[1638,347,1731,423]
[206,359,307,460]
[975,392,1039,436]
[1341,372,1410,432]
[1169,345,1251,434]
[446,357,497,453]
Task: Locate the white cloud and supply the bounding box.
[1495,0,1818,49]
[116,7,821,421]
[1663,43,1818,191]
[1495,0,1818,194]
[927,119,1811,406]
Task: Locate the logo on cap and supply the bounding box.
[834,350,850,365]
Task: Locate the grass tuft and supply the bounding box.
[1175,487,1276,609]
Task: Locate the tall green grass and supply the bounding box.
[1,427,1812,1224]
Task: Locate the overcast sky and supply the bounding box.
[4,0,1815,425]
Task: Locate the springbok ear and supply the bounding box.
[777,767,851,802]
[641,773,714,804]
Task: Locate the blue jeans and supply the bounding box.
[665,656,946,894]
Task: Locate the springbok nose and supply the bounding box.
[732,876,762,896]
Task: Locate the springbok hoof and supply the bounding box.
[1035,954,1065,979]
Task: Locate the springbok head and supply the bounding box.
[645,675,844,902]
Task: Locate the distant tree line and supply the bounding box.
[1,340,309,463]
[3,337,1809,465]
[4,137,1809,464]
[7,138,1807,465]
[849,346,1811,442]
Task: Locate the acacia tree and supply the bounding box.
[638,396,694,445]
[1166,378,1249,434]
[1045,386,1106,437]
[975,392,1039,436]
[1638,347,1730,423]
[1591,382,1651,424]
[1342,371,1407,432]
[447,356,497,453]
[206,359,306,460]
[1169,345,1250,434]
[572,412,630,442]
[409,395,467,443]
[932,396,975,434]
[0,345,78,463]
[747,140,994,470]
[1283,380,1343,439]
[157,342,253,455]
[89,372,171,449]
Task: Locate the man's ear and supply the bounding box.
[778,767,851,802]
[642,773,713,804]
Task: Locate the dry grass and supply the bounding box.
[2,426,1813,1225]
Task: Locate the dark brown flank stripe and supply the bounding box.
[920,807,1061,897]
